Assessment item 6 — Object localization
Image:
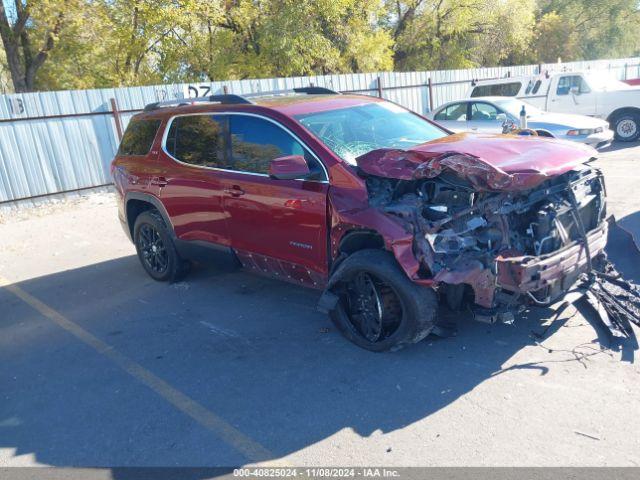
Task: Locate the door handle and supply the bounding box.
[151,176,168,187]
[224,185,245,196]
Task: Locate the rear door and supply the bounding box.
[218,113,330,286]
[432,102,469,132]
[467,101,503,133]
[157,114,230,246]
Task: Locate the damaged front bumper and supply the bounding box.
[496,222,608,303]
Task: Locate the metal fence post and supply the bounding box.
[376,76,383,98]
[427,77,434,112]
[110,98,123,141]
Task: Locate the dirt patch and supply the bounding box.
[0,187,116,225]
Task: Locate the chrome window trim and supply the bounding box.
[160,111,329,183]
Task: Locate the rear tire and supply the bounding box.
[612,112,640,142]
[326,249,438,352]
[134,210,190,282]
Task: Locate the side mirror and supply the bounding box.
[268,155,311,180]
[570,86,580,95]
[496,113,507,124]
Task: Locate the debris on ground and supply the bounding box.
[574,430,601,441]
[585,261,640,338]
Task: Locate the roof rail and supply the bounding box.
[242,86,340,99]
[293,86,339,95]
[143,94,253,112]
[143,86,340,112]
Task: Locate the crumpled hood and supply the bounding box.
[356,133,597,191]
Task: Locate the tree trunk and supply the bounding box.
[0,1,28,92]
[0,1,63,92]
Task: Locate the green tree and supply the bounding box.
[173,0,393,81]
[390,0,536,70]
[0,0,83,92]
[2,0,640,92]
[532,11,577,63]
[535,0,640,62]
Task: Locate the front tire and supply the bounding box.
[326,249,438,352]
[134,210,190,282]
[612,112,640,142]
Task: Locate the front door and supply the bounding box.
[467,101,503,133]
[549,75,596,116]
[219,114,330,287]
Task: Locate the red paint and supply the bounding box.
[112,94,602,293]
[357,133,596,191]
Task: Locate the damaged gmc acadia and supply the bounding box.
[112,88,640,352]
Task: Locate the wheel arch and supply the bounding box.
[329,229,386,276]
[534,129,554,137]
[338,229,385,255]
[125,192,175,240]
[607,106,640,124]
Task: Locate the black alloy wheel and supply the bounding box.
[326,249,438,352]
[133,210,190,282]
[344,271,402,343]
[137,223,169,275]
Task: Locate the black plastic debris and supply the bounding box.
[584,264,640,338]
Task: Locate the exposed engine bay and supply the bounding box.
[360,151,640,337]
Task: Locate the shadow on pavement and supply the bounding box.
[616,211,640,251]
[0,237,636,471]
[599,140,640,153]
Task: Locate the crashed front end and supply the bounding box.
[358,145,612,326]
[420,166,606,320]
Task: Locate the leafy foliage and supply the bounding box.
[0,0,638,92]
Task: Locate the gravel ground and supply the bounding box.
[0,142,639,468]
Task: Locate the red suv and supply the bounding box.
[112,88,608,351]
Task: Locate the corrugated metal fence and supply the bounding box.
[1,57,639,203]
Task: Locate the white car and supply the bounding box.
[465,71,640,142]
[427,97,614,149]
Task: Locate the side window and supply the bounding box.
[532,80,542,94]
[524,80,534,95]
[471,82,521,97]
[434,103,467,121]
[165,115,227,168]
[470,102,500,121]
[228,115,325,179]
[118,119,161,156]
[556,75,591,95]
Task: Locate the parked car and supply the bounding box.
[466,71,640,141]
[426,97,613,149]
[112,89,608,351]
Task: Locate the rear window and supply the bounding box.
[471,82,522,97]
[165,115,227,168]
[118,119,161,156]
[434,103,467,121]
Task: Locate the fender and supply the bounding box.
[124,191,176,240]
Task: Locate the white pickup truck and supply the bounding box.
[466,71,640,141]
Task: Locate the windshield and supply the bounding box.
[294,102,447,165]
[584,72,630,91]
[492,98,542,117]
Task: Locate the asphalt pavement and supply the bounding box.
[1,141,639,469]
